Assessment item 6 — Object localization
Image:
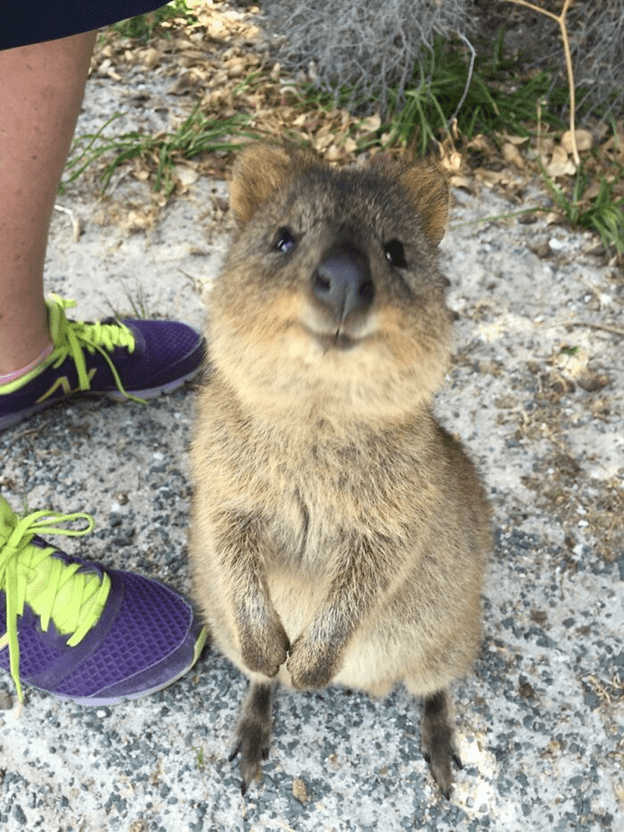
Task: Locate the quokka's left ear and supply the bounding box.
[397,159,450,247]
[369,153,450,247]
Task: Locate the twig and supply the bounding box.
[53,203,82,243]
[504,0,580,166]
[447,32,476,127]
[553,321,624,338]
[449,207,543,229]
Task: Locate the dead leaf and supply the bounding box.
[474,168,521,188]
[360,114,382,132]
[561,129,593,154]
[292,778,309,804]
[583,181,603,200]
[545,212,563,225]
[554,348,610,392]
[326,144,342,161]
[450,174,474,191]
[138,47,161,69]
[168,72,201,95]
[502,142,525,169]
[123,208,154,232]
[502,134,530,146]
[174,164,200,187]
[533,135,554,161]
[546,145,576,178]
[466,134,494,154]
[225,57,247,77]
[314,133,334,151]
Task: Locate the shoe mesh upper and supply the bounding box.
[34,571,192,698]
[1,499,202,703]
[0,295,205,431]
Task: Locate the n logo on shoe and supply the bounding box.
[36,369,97,403]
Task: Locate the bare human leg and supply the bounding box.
[0,30,97,378]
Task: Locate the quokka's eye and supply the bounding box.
[274,227,297,254]
[384,239,408,269]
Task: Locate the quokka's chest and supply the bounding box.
[258,467,421,579]
[260,485,343,573]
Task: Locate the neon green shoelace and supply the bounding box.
[0,505,111,703]
[47,295,146,403]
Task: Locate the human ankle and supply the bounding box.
[0,342,54,385]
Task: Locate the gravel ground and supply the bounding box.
[1,44,623,832]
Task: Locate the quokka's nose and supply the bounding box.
[312,242,375,320]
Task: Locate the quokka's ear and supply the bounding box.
[230,140,320,224]
[397,159,450,247]
[369,154,450,247]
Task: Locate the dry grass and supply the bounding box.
[259,0,473,110]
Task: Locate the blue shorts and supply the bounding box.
[1,1,168,50]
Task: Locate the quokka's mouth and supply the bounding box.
[301,324,361,351]
[316,332,358,351]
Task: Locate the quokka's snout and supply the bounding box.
[190,140,492,799]
[311,237,375,325]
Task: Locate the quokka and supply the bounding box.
[190,140,492,798]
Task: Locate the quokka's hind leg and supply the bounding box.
[420,689,463,799]
[229,680,276,795]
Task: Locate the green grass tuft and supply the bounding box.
[383,35,569,153]
[64,106,254,196]
[110,0,198,42]
[540,162,624,255]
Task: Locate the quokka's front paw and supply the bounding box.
[286,635,340,690]
[240,616,289,678]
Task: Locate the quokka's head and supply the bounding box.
[207,141,455,424]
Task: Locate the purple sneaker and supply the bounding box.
[0,295,205,431]
[0,496,208,705]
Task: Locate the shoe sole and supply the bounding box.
[25,626,208,707]
[0,366,203,432]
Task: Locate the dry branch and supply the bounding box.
[504,0,579,166]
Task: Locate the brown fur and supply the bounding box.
[190,141,492,798]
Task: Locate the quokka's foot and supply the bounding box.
[421,690,461,799]
[230,681,274,795]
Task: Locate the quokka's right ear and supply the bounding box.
[230,140,320,224]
